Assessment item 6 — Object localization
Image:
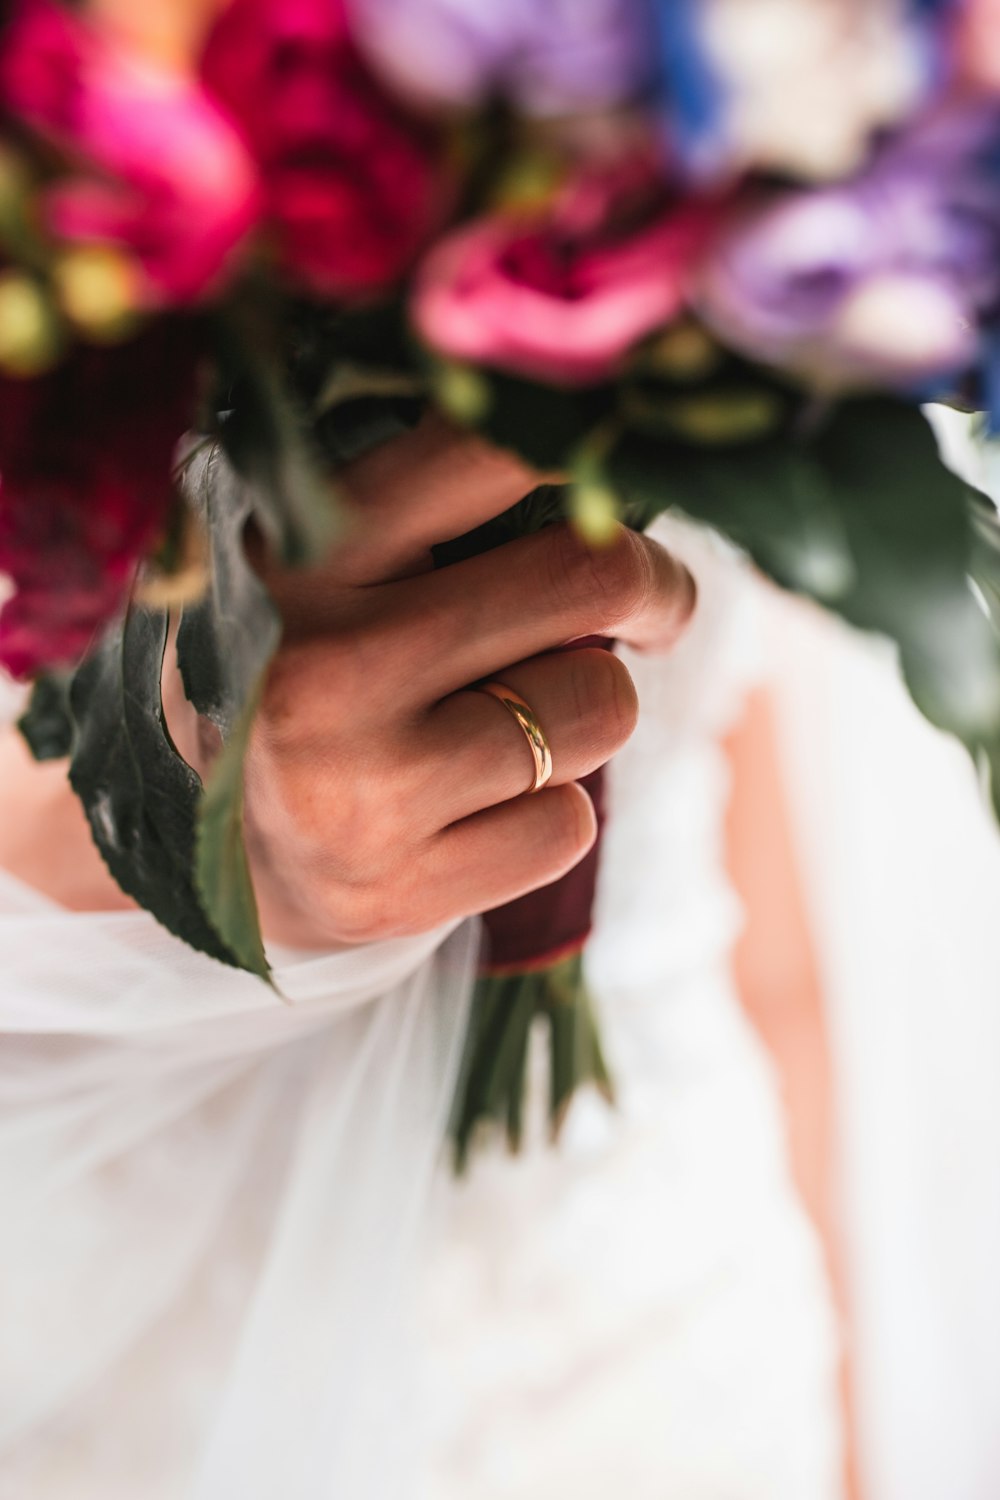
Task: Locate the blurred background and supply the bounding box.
[754,405,1000,1500]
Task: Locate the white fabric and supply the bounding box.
[417,517,843,1499]
[0,852,477,1499]
[768,410,1000,1500]
[0,516,843,1497]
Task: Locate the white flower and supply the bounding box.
[698,0,926,180]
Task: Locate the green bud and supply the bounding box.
[569,482,621,546]
[434,360,492,425]
[0,273,62,377]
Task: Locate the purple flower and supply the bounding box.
[696,102,1000,392]
[344,0,653,116]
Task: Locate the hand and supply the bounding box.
[229,416,696,948]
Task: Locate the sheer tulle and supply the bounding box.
[0,515,844,1498]
[0,850,478,1497]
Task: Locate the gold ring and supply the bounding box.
[474,680,554,794]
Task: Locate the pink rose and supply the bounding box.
[412,156,720,385]
[200,0,448,298]
[0,0,260,304]
[0,324,199,679]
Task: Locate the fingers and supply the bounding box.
[424,782,598,925]
[336,412,541,581]
[270,780,598,947]
[262,414,542,626]
[387,522,697,702]
[416,647,637,826]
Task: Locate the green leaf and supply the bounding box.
[610,398,1000,748]
[810,400,1000,740]
[177,445,283,980]
[67,607,243,967]
[609,425,856,600]
[18,673,74,761]
[427,359,615,472]
[451,956,612,1169]
[214,313,339,568]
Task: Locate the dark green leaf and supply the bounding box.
[610,398,1000,747]
[428,359,615,472]
[609,425,855,601]
[214,314,339,568]
[177,445,282,979]
[68,607,243,967]
[809,400,1000,739]
[18,673,74,761]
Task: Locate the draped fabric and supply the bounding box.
[0,845,477,1498]
[417,516,844,1499]
[769,410,1000,1500]
[0,515,844,1497]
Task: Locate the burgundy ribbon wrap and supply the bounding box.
[482,765,606,974]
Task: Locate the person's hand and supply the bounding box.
[226,416,696,948]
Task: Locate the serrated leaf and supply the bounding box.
[195,695,269,977]
[67,607,244,968]
[177,445,283,981]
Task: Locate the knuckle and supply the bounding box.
[639,548,699,651]
[669,559,698,637]
[545,522,652,630]
[543,783,598,866]
[566,651,638,756]
[598,528,656,625]
[586,649,638,748]
[333,881,398,944]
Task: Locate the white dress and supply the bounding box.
[0,518,844,1499]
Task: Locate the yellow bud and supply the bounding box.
[642,321,721,382]
[54,245,144,343]
[0,273,62,377]
[493,151,564,214]
[626,388,784,445]
[434,360,492,425]
[569,482,621,546]
[0,145,31,228]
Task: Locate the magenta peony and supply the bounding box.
[200,0,448,298]
[412,155,720,386]
[0,325,198,679]
[0,0,260,305]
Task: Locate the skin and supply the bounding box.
[0,415,696,942]
[727,689,859,1500]
[0,418,854,1481]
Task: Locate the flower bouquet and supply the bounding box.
[3,0,1000,1161]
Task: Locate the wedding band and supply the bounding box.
[474,681,554,794]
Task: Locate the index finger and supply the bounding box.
[328,410,543,585]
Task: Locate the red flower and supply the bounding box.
[200,0,448,298]
[0,324,198,679]
[1,0,260,305]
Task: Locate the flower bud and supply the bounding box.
[53,245,144,343]
[0,272,62,377]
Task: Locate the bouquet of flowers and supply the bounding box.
[3,0,1000,1161]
